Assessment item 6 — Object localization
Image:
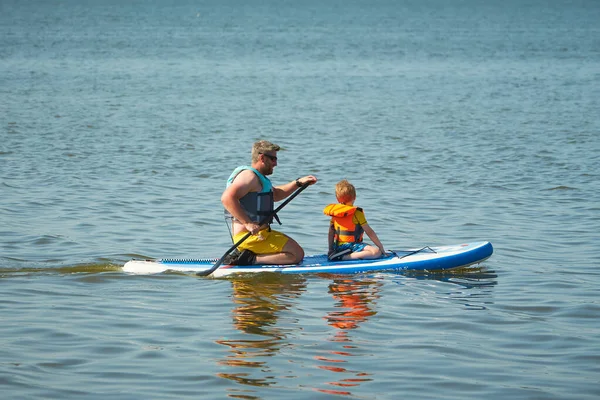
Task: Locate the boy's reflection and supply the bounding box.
[315,278,382,396]
[216,274,306,387]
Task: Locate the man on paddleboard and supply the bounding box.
[221,140,318,265]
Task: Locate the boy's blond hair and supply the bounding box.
[335,179,356,204]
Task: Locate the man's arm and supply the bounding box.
[221,170,263,234]
[272,175,318,202]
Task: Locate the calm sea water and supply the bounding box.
[2,0,599,398]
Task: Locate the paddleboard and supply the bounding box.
[123,241,493,278]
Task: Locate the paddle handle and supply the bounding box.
[197,182,310,276]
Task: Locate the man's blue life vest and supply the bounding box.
[224,166,280,225]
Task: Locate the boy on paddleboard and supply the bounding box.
[324,179,386,261]
[221,140,318,265]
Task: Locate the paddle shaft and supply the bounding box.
[197,182,310,276]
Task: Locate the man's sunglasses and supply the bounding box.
[260,153,278,162]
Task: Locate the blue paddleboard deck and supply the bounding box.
[123,241,493,277]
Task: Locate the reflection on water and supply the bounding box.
[325,278,381,334]
[401,267,499,310]
[216,274,307,389]
[315,278,382,396]
[215,269,497,396]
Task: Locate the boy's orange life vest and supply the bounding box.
[323,204,364,245]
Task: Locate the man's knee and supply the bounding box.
[284,239,304,263]
[292,248,304,263]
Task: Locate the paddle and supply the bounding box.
[197,182,310,277]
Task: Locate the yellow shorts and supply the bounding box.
[233,228,289,254]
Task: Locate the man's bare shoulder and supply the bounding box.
[230,169,261,191]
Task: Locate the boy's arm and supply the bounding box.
[328,223,335,253]
[362,224,386,255]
